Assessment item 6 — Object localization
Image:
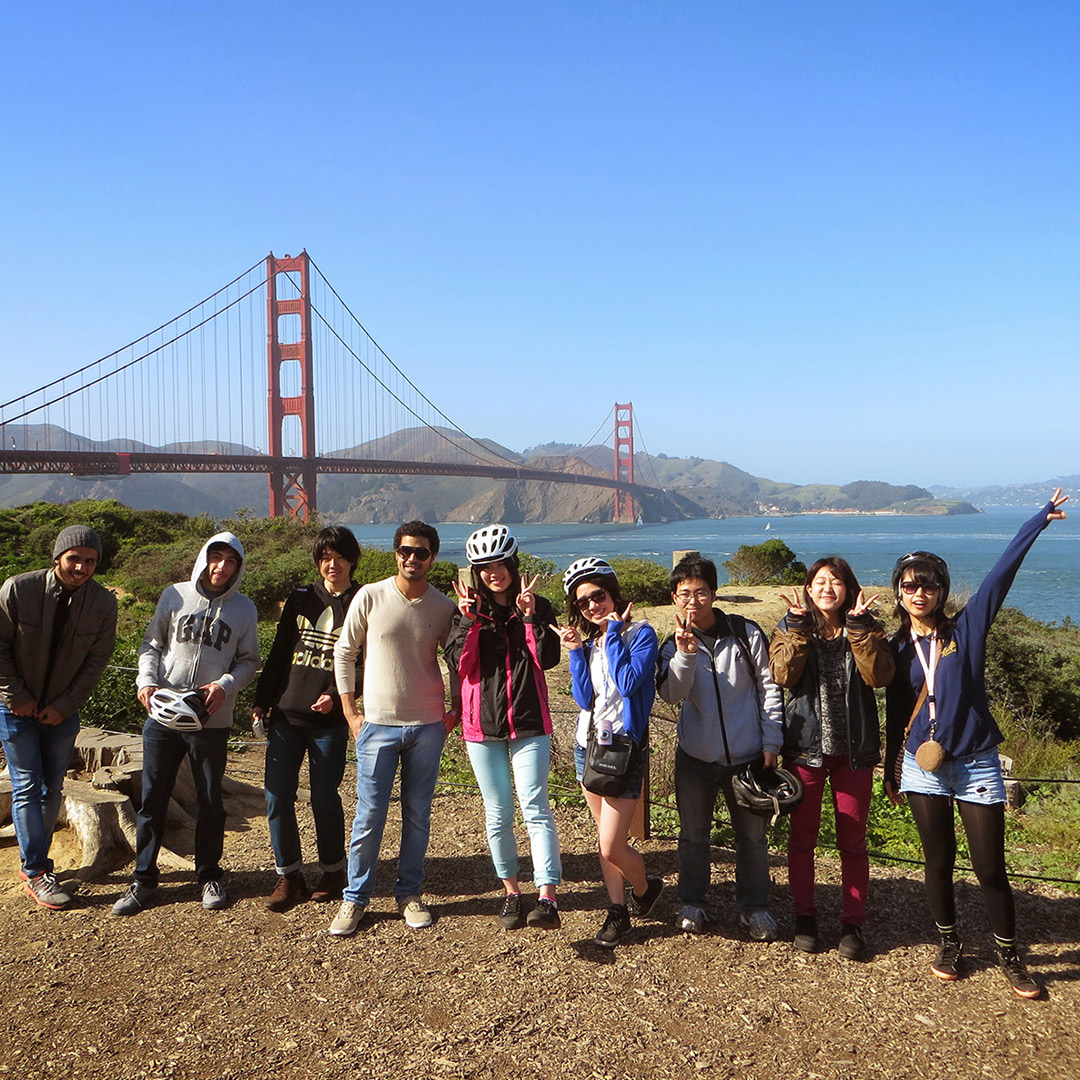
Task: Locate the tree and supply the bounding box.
[723,539,806,586]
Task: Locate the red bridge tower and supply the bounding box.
[614,402,635,523]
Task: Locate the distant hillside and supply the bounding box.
[930,475,1079,508]
[0,422,974,522]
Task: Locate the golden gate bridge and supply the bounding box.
[0,252,670,522]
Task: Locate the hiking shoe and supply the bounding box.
[311,868,347,903]
[21,870,72,911]
[111,882,158,917]
[526,897,561,930]
[498,892,526,930]
[838,923,868,962]
[630,876,664,919]
[675,904,706,934]
[265,871,308,912]
[201,880,228,911]
[329,900,367,937]
[740,910,779,942]
[998,948,1041,999]
[398,896,433,929]
[594,904,631,949]
[931,937,963,981]
[793,914,821,953]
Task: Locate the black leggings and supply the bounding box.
[907,793,1015,939]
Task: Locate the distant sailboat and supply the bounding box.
[765,522,771,531]
[636,514,643,528]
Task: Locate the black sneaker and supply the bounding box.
[838,923,868,962]
[594,904,631,949]
[630,876,664,919]
[793,914,821,953]
[526,897,561,930]
[931,936,963,981]
[998,948,1041,999]
[498,893,526,930]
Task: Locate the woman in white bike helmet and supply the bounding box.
[557,557,663,948]
[444,525,563,930]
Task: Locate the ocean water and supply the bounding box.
[344,507,1080,625]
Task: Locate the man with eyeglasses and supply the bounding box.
[328,521,457,938]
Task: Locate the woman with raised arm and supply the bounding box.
[557,557,663,948]
[883,489,1068,999]
[770,557,894,961]
[444,525,563,930]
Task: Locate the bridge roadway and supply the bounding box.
[0,450,666,501]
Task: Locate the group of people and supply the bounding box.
[0,490,1067,1001]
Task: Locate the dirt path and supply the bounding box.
[2,741,1079,1080]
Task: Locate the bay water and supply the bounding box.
[345,507,1079,625]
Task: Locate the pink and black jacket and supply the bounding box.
[445,595,561,742]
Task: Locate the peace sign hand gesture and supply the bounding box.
[556,624,582,651]
[453,580,478,619]
[783,588,808,617]
[849,590,881,617]
[516,573,541,617]
[604,602,633,627]
[1048,487,1069,522]
[674,612,698,654]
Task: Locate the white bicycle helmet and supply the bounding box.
[563,557,616,595]
[149,688,210,732]
[465,524,518,566]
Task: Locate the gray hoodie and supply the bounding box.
[136,532,259,729]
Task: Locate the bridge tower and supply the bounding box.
[613,402,635,523]
[266,252,317,520]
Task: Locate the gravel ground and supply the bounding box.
[2,741,1079,1080]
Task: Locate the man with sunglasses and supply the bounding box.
[329,521,457,937]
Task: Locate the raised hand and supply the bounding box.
[453,579,479,618]
[674,612,698,654]
[849,590,881,617]
[1048,487,1069,521]
[556,624,582,650]
[783,587,808,616]
[516,573,541,616]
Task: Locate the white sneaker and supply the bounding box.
[398,896,433,929]
[676,904,706,934]
[740,910,779,942]
[201,880,228,911]
[329,900,367,937]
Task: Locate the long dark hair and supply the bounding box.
[802,556,860,637]
[469,553,521,611]
[892,555,956,640]
[567,573,626,640]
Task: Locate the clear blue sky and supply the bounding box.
[4,1,1077,489]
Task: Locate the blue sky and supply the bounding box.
[3,1,1078,489]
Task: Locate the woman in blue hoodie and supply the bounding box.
[884,490,1068,999]
[557,557,662,948]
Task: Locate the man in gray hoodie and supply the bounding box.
[113,533,259,915]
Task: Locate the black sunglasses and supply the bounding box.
[396,545,433,561]
[575,588,608,611]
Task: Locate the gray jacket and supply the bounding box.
[656,610,783,766]
[137,533,259,729]
[0,568,118,720]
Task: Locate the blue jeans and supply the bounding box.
[901,749,1007,805]
[465,735,562,887]
[0,706,79,877]
[344,720,446,907]
[675,747,771,912]
[264,721,348,875]
[134,718,229,888]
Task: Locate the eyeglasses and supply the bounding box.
[575,588,608,611]
[396,545,433,561]
[674,589,713,603]
[900,581,940,595]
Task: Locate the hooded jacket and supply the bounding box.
[136,532,259,730]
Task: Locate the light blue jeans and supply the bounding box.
[343,720,446,907]
[0,706,79,877]
[465,735,562,887]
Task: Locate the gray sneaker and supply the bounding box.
[676,904,706,934]
[21,870,72,910]
[740,910,779,942]
[112,882,158,916]
[329,900,368,937]
[201,880,228,911]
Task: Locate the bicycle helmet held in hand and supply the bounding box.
[563,557,616,595]
[732,763,804,822]
[149,688,210,732]
[465,524,518,566]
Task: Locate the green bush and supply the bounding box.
[610,557,671,606]
[723,538,807,586]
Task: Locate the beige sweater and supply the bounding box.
[333,576,455,725]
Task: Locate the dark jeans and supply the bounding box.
[134,718,229,888]
[675,747,771,912]
[264,721,348,875]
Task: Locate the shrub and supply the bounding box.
[723,538,807,586]
[610,558,671,607]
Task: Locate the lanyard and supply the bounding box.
[910,631,939,730]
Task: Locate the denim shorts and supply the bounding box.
[574,741,645,801]
[900,748,1006,805]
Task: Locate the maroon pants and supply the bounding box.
[786,756,873,926]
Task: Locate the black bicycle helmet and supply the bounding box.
[731,763,804,822]
[891,550,951,608]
